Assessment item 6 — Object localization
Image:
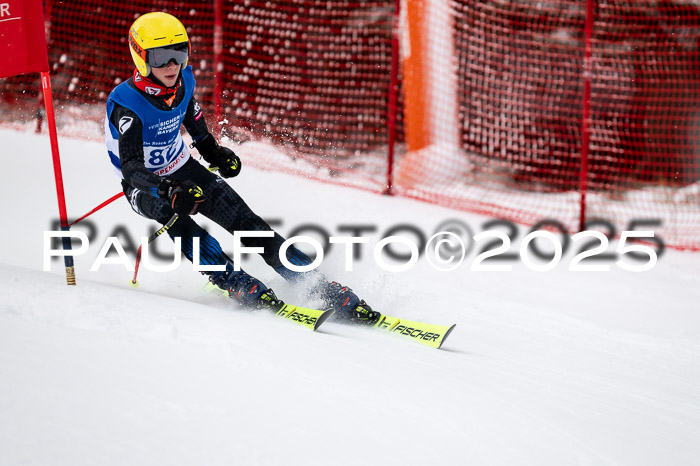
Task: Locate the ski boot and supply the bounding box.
[208,263,284,311]
[317,281,380,326]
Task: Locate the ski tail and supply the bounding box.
[203,283,333,331]
[374,315,456,349]
[274,304,335,331]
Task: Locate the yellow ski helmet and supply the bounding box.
[128,12,190,76]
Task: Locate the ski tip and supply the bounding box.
[314,309,335,331]
[438,324,457,350]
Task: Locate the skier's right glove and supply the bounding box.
[192,133,242,178]
[157,178,206,215]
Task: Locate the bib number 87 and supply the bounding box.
[148,145,179,167]
[148,149,166,166]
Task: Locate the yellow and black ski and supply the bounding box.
[373,315,456,349]
[273,304,334,331]
[203,283,333,331]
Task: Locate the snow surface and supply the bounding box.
[1,128,700,466]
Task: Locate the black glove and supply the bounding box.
[157,178,206,215]
[192,134,241,178]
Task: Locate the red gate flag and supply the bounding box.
[0,0,74,284]
[0,0,49,78]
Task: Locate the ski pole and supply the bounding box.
[130,213,179,287]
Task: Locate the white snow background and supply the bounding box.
[1,128,699,466]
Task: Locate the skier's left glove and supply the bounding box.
[192,134,241,178]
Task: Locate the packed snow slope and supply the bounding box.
[1,128,700,466]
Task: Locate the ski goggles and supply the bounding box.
[147,43,190,68]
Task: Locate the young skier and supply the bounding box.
[104,11,379,324]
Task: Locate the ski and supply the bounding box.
[273,304,334,331]
[203,282,333,331]
[372,315,456,349]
